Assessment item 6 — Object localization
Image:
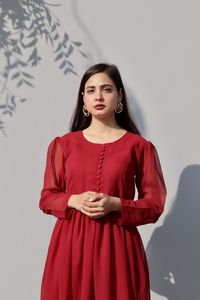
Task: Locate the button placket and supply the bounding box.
[96,145,106,192]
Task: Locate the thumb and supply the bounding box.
[89,193,103,202]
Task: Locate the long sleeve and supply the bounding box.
[39,137,72,219]
[118,141,167,227]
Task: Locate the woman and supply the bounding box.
[39,63,167,300]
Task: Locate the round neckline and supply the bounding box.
[80,130,129,145]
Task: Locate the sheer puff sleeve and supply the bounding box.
[118,141,167,227]
[39,137,72,219]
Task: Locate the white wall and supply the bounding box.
[0,1,199,299]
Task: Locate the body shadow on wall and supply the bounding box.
[146,164,200,299]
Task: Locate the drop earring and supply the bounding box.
[83,104,90,117]
[115,102,123,113]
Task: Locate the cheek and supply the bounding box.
[83,97,92,107]
[107,96,119,107]
[83,96,91,105]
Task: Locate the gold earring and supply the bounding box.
[115,102,123,113]
[83,104,90,117]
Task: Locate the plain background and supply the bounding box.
[0,0,199,299]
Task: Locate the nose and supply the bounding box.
[95,89,104,101]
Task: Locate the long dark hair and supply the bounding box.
[69,63,140,135]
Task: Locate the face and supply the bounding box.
[82,72,122,119]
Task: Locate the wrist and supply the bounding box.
[110,196,121,212]
[68,194,77,208]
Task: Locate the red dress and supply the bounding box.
[39,130,166,300]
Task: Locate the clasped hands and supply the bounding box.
[68,191,121,219]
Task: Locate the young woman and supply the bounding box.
[39,63,167,300]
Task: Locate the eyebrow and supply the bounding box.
[85,84,113,89]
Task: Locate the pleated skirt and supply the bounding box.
[40,211,150,300]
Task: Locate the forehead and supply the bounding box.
[85,72,114,88]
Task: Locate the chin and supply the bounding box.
[92,111,113,120]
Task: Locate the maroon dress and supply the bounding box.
[39,130,166,300]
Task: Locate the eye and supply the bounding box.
[86,89,94,94]
[103,87,112,93]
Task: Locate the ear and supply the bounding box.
[118,88,123,101]
[82,92,85,104]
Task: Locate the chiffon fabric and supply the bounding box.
[39,130,166,300]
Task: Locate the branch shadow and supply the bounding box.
[0,0,85,136]
[146,164,200,299]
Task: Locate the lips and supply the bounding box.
[94,104,105,109]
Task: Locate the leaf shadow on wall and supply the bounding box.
[0,0,85,136]
[146,164,200,300]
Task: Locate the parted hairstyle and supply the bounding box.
[69,63,140,135]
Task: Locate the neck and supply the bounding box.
[87,116,121,135]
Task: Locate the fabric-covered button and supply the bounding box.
[97,169,101,174]
[98,164,102,169]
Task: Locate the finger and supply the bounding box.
[81,204,104,213]
[80,208,105,218]
[83,200,102,208]
[83,193,96,201]
[86,191,97,196]
[88,194,104,202]
[84,192,97,201]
